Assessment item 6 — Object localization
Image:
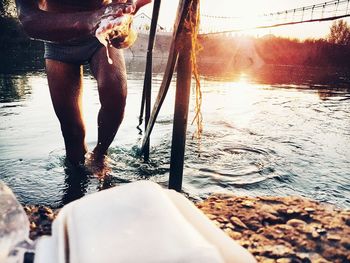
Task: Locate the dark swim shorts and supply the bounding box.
[44,37,103,65]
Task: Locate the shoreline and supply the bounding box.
[24,195,350,262]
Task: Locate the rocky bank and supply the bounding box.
[24,195,350,263]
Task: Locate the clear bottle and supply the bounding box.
[0,181,33,263]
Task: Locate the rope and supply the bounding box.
[186,0,203,142]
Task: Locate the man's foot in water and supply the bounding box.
[84,152,112,177]
[64,158,92,176]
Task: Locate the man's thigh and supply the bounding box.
[89,47,127,105]
[90,46,127,85]
[45,59,83,121]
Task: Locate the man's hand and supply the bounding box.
[15,0,152,42]
[112,0,153,15]
[94,0,152,47]
[101,2,135,19]
[102,0,151,18]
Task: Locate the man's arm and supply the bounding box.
[15,0,115,42]
[15,0,152,43]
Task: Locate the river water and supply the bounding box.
[0,58,349,208]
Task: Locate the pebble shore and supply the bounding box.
[24,195,350,263]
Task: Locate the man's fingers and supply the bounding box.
[116,8,123,16]
[101,8,124,20]
[124,5,136,14]
[98,18,123,34]
[103,3,129,15]
[110,20,122,28]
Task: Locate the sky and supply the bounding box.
[138,0,350,39]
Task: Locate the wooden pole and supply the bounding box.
[140,0,189,153]
[139,0,162,161]
[143,51,152,161]
[169,0,199,191]
[168,39,192,191]
[140,0,199,192]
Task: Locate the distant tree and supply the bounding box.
[327,20,350,45]
[0,0,16,17]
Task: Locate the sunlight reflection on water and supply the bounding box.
[0,64,349,208]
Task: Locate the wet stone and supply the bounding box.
[305,207,315,213]
[276,258,292,263]
[216,216,229,223]
[311,231,320,239]
[316,228,327,235]
[286,219,306,228]
[262,245,294,257]
[241,200,254,208]
[341,240,350,249]
[326,234,341,241]
[230,216,248,229]
[224,222,235,230]
[196,195,349,262]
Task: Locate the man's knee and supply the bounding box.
[99,80,127,112]
[97,62,127,88]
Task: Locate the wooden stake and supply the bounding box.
[140,0,200,192]
[169,0,200,191]
[139,0,162,161]
[168,37,192,191]
[140,0,189,153]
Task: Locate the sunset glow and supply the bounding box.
[139,0,350,39]
[1,0,350,258]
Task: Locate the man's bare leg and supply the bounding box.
[46,60,87,166]
[89,46,127,163]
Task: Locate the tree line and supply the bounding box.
[327,20,350,46]
[0,0,16,18]
[1,0,350,69]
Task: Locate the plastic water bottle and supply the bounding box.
[0,181,33,263]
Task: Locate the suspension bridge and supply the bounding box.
[200,0,350,35]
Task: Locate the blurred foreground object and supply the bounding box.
[34,181,255,263]
[0,181,33,263]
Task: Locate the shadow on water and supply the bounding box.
[0,74,31,103]
[0,42,45,74]
[61,164,90,206]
